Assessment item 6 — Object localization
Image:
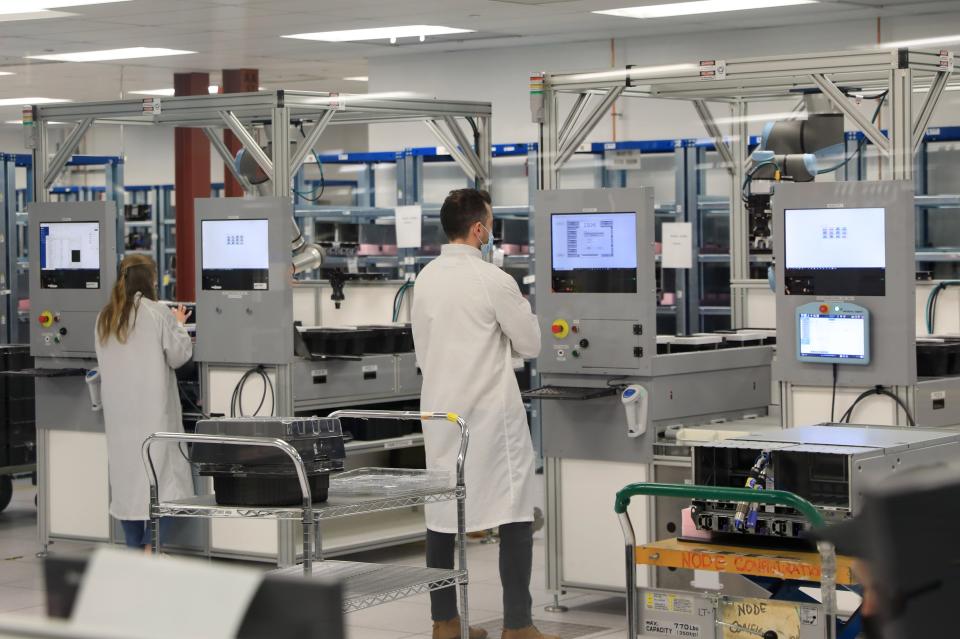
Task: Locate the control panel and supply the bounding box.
[28,202,117,358]
[795,301,870,366]
[194,198,294,365]
[534,188,657,377]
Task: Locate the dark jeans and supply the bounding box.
[120,518,173,548]
[427,522,533,630]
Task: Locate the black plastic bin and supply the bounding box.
[211,473,330,507]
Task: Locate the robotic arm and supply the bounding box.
[744,92,845,253]
[235,141,326,275]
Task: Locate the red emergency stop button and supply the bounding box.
[819,304,829,314]
[38,311,54,328]
[551,319,570,339]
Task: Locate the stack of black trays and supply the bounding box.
[917,337,960,378]
[0,346,35,468]
[191,417,346,507]
[298,324,415,358]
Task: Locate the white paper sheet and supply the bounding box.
[662,222,693,269]
[71,548,262,639]
[395,205,423,249]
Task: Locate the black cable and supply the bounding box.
[840,385,916,426]
[875,388,916,427]
[263,367,275,416]
[838,387,874,424]
[298,123,326,202]
[252,368,268,416]
[830,363,838,423]
[178,380,209,420]
[230,367,259,417]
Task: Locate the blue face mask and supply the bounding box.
[479,224,495,261]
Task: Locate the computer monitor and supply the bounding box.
[550,212,637,293]
[784,207,886,296]
[39,221,101,289]
[796,302,870,365]
[201,219,269,291]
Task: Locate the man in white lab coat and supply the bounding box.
[413,189,556,639]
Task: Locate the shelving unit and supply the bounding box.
[143,410,471,633]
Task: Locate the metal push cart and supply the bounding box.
[142,410,471,639]
[616,483,853,639]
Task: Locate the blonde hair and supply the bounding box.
[96,254,158,344]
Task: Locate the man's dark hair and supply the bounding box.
[440,188,491,240]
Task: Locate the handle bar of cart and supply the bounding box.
[615,482,837,639]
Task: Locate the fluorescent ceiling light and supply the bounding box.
[27,47,194,62]
[0,0,129,13]
[0,97,70,106]
[344,76,369,82]
[594,0,817,19]
[0,72,14,76]
[283,25,473,43]
[881,34,960,49]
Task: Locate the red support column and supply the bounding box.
[222,69,260,198]
[173,72,211,302]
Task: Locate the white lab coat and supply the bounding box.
[413,244,541,533]
[95,294,194,521]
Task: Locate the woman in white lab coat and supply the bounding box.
[413,189,555,639]
[95,255,194,551]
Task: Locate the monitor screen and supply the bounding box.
[798,312,868,363]
[39,221,101,289]
[550,212,637,293]
[784,207,886,296]
[201,219,269,291]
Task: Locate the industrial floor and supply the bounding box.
[0,478,631,639]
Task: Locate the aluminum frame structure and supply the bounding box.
[536,48,955,326]
[27,90,493,205]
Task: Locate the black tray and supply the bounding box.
[0,368,87,377]
[211,473,330,506]
[521,386,617,401]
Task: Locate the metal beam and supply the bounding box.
[424,119,480,183]
[442,116,488,181]
[290,109,335,176]
[43,118,93,190]
[473,115,493,191]
[913,71,950,152]
[556,85,623,169]
[202,126,254,194]
[810,73,890,156]
[558,92,591,151]
[889,68,913,180]
[272,107,292,198]
[219,110,273,181]
[693,100,735,176]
